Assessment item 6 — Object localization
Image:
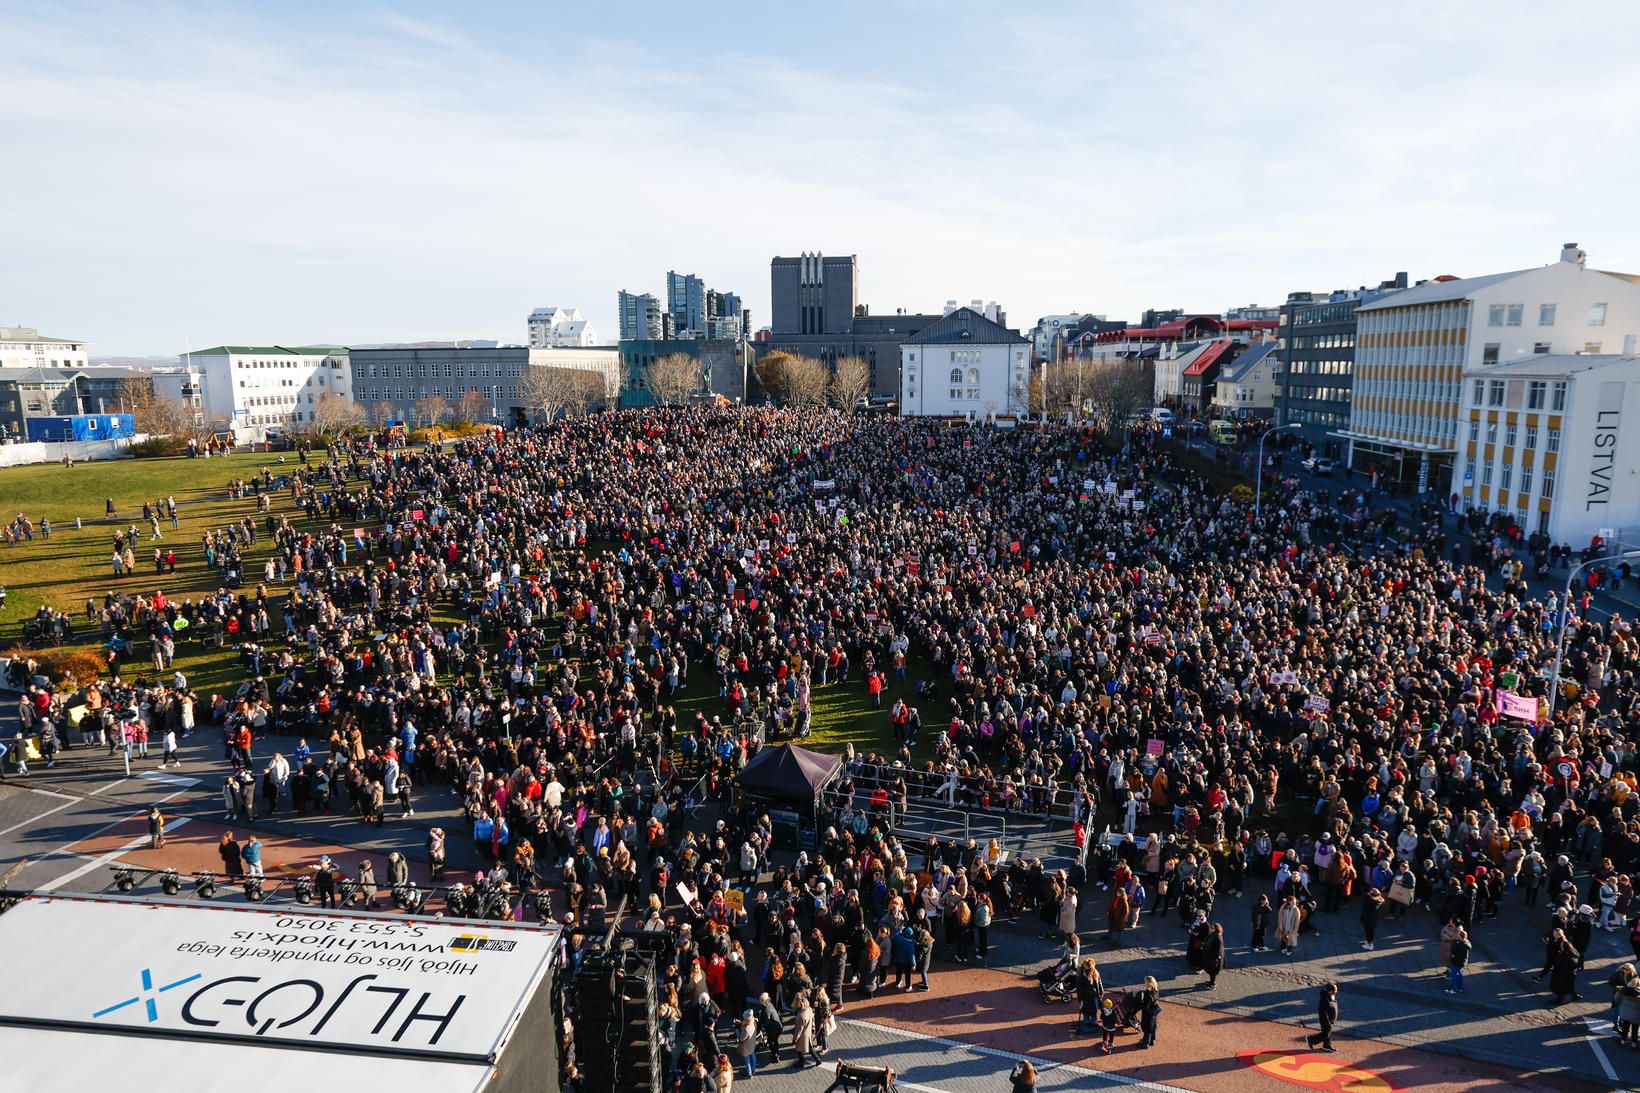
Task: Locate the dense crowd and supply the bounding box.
[8,404,1640,1079]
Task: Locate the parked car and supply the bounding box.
[1301,456,1336,476]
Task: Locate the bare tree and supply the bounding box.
[372,400,399,426]
[1082,360,1152,428]
[561,369,609,416]
[829,355,871,410]
[643,353,704,406]
[454,388,489,424]
[758,354,829,406]
[414,395,449,427]
[118,376,192,437]
[519,366,578,423]
[312,390,365,438]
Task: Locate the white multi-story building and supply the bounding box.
[1028,314,1089,362]
[527,307,599,348]
[1340,244,1640,493]
[1453,354,1640,545]
[0,325,89,370]
[899,307,1030,418]
[188,345,352,441]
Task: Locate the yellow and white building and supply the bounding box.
[1337,244,1640,494]
[1454,354,1640,545]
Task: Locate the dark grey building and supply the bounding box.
[1274,273,1408,457]
[771,253,857,335]
[618,339,751,407]
[0,365,148,441]
[758,310,944,398]
[351,346,621,426]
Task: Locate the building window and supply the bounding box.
[1471,379,1485,405]
[1525,424,1538,448]
[1488,304,1505,327]
[1547,427,1561,452]
[1482,344,1501,364]
[1588,302,1608,326]
[1583,341,1602,354]
[1539,304,1556,326]
[1533,342,1551,355]
[1488,380,1505,406]
[1482,463,1494,486]
[949,368,963,384]
[1551,381,1567,410]
[1505,423,1518,447]
[1500,464,1513,490]
[1527,380,1546,408]
[1542,468,1555,498]
[966,368,980,385]
[1506,304,1523,326]
[1521,465,1533,494]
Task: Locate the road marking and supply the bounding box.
[838,1017,1193,1093]
[15,785,199,876]
[0,795,79,839]
[1582,1017,1620,1084]
[38,818,193,892]
[90,779,128,795]
[137,772,201,788]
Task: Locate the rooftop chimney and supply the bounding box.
[1560,243,1587,266]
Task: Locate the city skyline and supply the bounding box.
[7,1,1640,354]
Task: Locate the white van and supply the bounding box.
[1151,408,1174,425]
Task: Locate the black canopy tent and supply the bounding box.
[735,744,843,849]
[736,743,843,807]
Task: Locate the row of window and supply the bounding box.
[1468,418,1562,452]
[1485,302,1605,328]
[1475,457,1555,500]
[356,387,516,403]
[1472,378,1568,410]
[1283,358,1352,376]
[1287,333,1355,350]
[360,362,524,379]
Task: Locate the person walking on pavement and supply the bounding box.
[146,805,165,849]
[1360,887,1383,951]
[314,856,337,909]
[1200,922,1225,989]
[1137,975,1161,1049]
[1306,982,1339,1052]
[1446,925,1470,994]
[1251,893,1272,952]
[218,832,243,879]
[242,836,264,878]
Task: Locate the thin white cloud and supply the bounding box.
[4,1,1640,352]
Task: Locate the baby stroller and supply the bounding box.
[1036,957,1077,1003]
[1105,990,1146,1031]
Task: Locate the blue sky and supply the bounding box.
[7,0,1640,355]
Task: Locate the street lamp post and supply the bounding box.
[1548,547,1640,719]
[1254,423,1302,521]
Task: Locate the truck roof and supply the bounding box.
[0,893,561,1092]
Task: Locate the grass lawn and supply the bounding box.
[0,451,346,688]
[1,451,915,758]
[667,649,941,760]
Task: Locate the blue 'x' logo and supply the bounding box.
[92,968,202,1022]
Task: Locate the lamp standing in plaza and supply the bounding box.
[1255,423,1302,521]
[1548,548,1640,719]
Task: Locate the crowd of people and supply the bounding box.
[6,404,1640,1083]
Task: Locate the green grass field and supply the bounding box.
[0,451,330,690]
[0,451,918,755]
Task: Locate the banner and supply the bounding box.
[1270,670,1299,685]
[1495,690,1538,721]
[1305,694,1331,713]
[1146,738,1165,757]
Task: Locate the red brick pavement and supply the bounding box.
[838,964,1603,1093]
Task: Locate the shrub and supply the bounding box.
[128,436,189,458]
[1229,484,1254,503]
[2,645,106,689]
